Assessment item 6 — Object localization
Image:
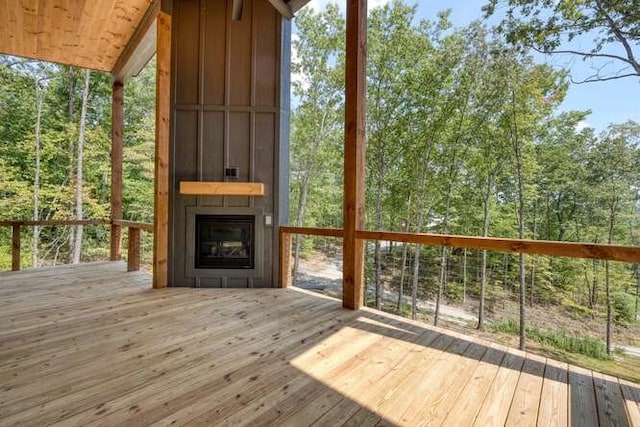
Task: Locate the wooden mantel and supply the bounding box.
[179,181,265,197]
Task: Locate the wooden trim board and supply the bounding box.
[179,181,265,196]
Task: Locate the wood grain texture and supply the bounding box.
[279,229,292,288]
[568,364,599,427]
[343,0,367,310]
[110,81,124,261]
[127,227,141,272]
[153,11,171,290]
[357,230,640,264]
[0,0,154,72]
[279,226,344,238]
[179,181,265,196]
[11,223,21,271]
[0,263,637,426]
[276,226,640,264]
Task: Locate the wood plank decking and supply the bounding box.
[0,262,638,426]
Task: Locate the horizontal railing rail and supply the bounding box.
[278,226,640,287]
[0,219,110,227]
[1,219,154,272]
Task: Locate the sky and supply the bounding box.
[300,0,640,132]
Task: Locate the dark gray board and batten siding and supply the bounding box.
[169,0,290,287]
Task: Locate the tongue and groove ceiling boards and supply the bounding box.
[0,0,155,72]
[0,0,310,78]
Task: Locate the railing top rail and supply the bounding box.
[0,219,110,227]
[280,226,640,264]
[0,219,154,232]
[280,226,343,238]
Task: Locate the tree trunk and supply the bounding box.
[67,67,76,261]
[592,259,600,308]
[605,196,619,355]
[372,138,386,310]
[72,69,91,264]
[397,241,408,314]
[605,260,612,354]
[511,90,526,352]
[530,201,537,307]
[462,248,468,304]
[478,182,491,330]
[635,267,639,320]
[434,246,446,326]
[411,212,425,321]
[291,178,310,286]
[33,85,44,268]
[291,112,328,286]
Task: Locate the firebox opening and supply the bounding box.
[195,215,255,269]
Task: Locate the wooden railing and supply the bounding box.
[0,219,153,272]
[278,226,640,287]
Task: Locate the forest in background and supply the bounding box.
[0,0,638,372]
[0,58,156,267]
[288,1,640,361]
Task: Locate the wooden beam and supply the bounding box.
[110,81,124,261]
[343,0,367,310]
[11,223,21,272]
[279,226,344,238]
[153,11,171,289]
[278,229,293,288]
[112,1,160,82]
[0,219,109,227]
[179,181,265,196]
[267,0,293,19]
[127,227,141,272]
[288,0,312,13]
[356,230,640,264]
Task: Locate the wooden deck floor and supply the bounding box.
[0,262,638,426]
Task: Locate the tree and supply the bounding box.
[367,1,417,309]
[72,69,91,264]
[483,0,640,82]
[289,6,344,284]
[588,122,640,353]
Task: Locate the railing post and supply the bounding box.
[127,227,141,272]
[11,222,21,271]
[279,229,292,288]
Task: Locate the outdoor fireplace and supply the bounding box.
[168,0,289,287]
[195,215,255,270]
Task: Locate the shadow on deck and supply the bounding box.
[0,262,638,426]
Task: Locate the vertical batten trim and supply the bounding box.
[223,0,232,209]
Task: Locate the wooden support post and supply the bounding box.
[153,11,171,289]
[11,223,21,272]
[343,0,367,310]
[279,230,292,288]
[110,81,124,261]
[127,227,141,272]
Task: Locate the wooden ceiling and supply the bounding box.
[0,0,311,76]
[0,0,155,72]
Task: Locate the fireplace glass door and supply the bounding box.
[195,215,255,269]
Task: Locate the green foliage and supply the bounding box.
[483,0,640,82]
[613,292,636,325]
[491,319,610,360]
[0,57,157,267]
